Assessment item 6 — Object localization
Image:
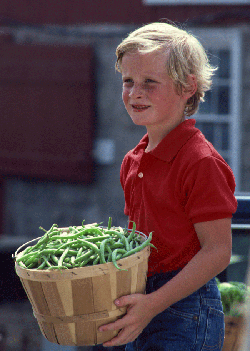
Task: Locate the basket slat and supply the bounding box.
[72,277,95,315]
[92,274,113,313]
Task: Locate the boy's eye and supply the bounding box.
[123,78,133,84]
[145,79,156,83]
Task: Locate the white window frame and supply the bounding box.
[144,0,250,5]
[190,28,242,191]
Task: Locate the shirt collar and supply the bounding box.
[135,119,199,162]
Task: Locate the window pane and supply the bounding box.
[195,122,202,131]
[196,122,229,152]
[218,50,230,79]
[218,86,230,114]
[215,123,229,150]
[202,122,214,144]
[199,90,212,114]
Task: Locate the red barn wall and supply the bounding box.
[0,0,250,26]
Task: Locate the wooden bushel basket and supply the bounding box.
[15,230,150,346]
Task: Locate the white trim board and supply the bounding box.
[191,27,242,192]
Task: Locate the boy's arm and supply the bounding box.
[99,217,232,347]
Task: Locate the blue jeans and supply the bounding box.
[125,270,225,351]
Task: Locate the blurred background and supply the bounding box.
[0,0,250,350]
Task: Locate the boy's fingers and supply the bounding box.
[102,324,142,347]
[102,328,127,347]
[99,296,135,332]
[99,316,127,332]
[115,293,140,307]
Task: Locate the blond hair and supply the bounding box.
[116,22,217,116]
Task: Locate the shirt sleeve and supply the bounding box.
[183,156,238,223]
[120,153,129,191]
[120,153,131,216]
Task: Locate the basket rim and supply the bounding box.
[14,227,147,258]
[14,227,150,281]
[15,245,150,281]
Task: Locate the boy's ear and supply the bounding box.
[183,74,197,98]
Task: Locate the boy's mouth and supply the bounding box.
[132,105,150,111]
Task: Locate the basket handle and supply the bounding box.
[14,236,42,259]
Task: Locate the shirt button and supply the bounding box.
[138,172,143,178]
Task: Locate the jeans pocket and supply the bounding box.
[167,306,199,321]
[162,306,199,349]
[201,307,224,351]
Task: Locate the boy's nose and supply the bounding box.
[129,84,143,98]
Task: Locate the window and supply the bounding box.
[190,28,242,191]
[144,0,250,4]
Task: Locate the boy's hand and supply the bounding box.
[98,293,156,347]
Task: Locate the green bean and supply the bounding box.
[110,242,125,250]
[47,265,67,270]
[107,217,112,230]
[93,255,100,265]
[100,238,115,264]
[129,240,134,250]
[36,261,47,270]
[76,239,100,254]
[82,227,104,236]
[76,247,83,259]
[38,248,77,257]
[79,255,94,267]
[16,250,40,263]
[100,240,107,264]
[19,246,33,257]
[104,230,130,251]
[26,261,38,269]
[53,240,79,252]
[122,232,153,258]
[51,255,59,265]
[15,218,155,271]
[58,247,70,268]
[74,249,93,264]
[84,235,110,243]
[34,224,58,248]
[107,245,113,262]
[112,249,127,271]
[116,253,123,261]
[114,226,124,235]
[127,221,136,242]
[102,229,120,236]
[39,224,58,235]
[62,262,73,268]
[49,227,104,241]
[42,255,53,268]
[18,261,27,269]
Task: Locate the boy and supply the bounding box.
[99,22,237,350]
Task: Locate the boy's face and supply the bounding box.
[121,51,190,133]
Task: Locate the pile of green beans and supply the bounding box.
[14,218,155,271]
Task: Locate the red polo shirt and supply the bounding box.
[120,119,238,275]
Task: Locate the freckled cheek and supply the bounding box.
[122,89,130,106]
